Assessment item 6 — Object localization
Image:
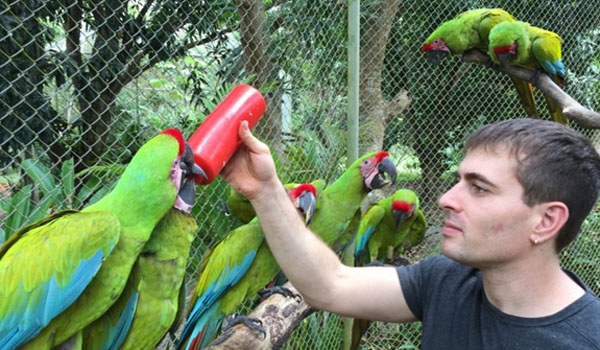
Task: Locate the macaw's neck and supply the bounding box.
[83,160,178,238]
[329,167,368,203]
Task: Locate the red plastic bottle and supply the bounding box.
[188,85,266,185]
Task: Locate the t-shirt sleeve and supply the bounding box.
[396,255,449,321]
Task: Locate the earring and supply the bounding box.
[534,238,539,245]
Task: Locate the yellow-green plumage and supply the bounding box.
[424,9,538,119]
[489,21,567,124]
[350,189,426,350]
[424,8,515,53]
[226,188,255,224]
[177,181,321,350]
[83,208,197,350]
[2,131,183,350]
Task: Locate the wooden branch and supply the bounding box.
[461,49,600,129]
[205,282,315,350]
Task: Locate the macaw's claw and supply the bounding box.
[222,314,266,340]
[258,286,302,301]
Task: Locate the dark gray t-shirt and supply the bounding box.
[397,255,600,349]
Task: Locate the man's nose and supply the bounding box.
[438,183,460,211]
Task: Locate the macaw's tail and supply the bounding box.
[543,75,568,125]
[509,76,539,119]
[177,302,223,350]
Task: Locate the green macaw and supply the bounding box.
[488,21,568,124]
[177,182,320,350]
[422,9,539,119]
[0,129,205,350]
[309,151,397,248]
[82,207,198,350]
[226,179,327,224]
[226,187,254,224]
[354,189,426,264]
[350,189,427,350]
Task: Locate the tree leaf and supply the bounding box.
[4,184,33,238]
[21,159,56,199]
[61,158,74,207]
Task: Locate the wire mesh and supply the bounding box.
[1,0,600,349]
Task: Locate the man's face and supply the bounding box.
[438,146,540,267]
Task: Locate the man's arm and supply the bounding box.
[220,121,417,323]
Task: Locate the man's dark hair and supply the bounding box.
[465,118,600,252]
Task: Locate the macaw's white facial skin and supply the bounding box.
[170,156,193,213]
[360,152,397,190]
[438,146,541,269]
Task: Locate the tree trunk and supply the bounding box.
[359,0,411,155]
[236,0,283,151]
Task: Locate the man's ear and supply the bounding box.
[530,202,569,245]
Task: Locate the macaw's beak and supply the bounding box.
[426,50,449,65]
[178,143,207,206]
[298,190,317,225]
[181,143,207,180]
[394,210,410,230]
[497,52,512,67]
[369,157,398,190]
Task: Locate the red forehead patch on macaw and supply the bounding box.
[422,43,433,52]
[160,128,185,156]
[375,151,389,163]
[392,201,411,212]
[493,45,513,55]
[292,183,317,198]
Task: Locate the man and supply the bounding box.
[220,118,600,349]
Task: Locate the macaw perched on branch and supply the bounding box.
[82,207,198,350]
[0,129,205,350]
[488,21,568,124]
[422,9,515,63]
[350,189,427,350]
[226,180,327,225]
[309,151,397,248]
[422,9,539,119]
[354,189,426,264]
[177,182,320,350]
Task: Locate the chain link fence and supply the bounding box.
[1,0,600,349]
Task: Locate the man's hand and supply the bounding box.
[220,120,280,201]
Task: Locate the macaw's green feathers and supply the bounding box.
[488,21,567,124]
[0,210,119,350]
[423,9,539,119]
[350,189,427,350]
[310,151,397,248]
[354,189,427,264]
[226,188,255,224]
[11,130,184,350]
[227,179,326,225]
[178,183,320,350]
[84,208,198,350]
[178,220,262,350]
[424,8,515,55]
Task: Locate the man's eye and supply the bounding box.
[472,184,487,193]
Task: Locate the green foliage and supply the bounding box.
[284,312,344,350]
[0,1,61,165]
[0,159,119,243]
[561,203,600,296]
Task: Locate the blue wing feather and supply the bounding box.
[0,249,106,349]
[101,291,139,350]
[177,250,256,349]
